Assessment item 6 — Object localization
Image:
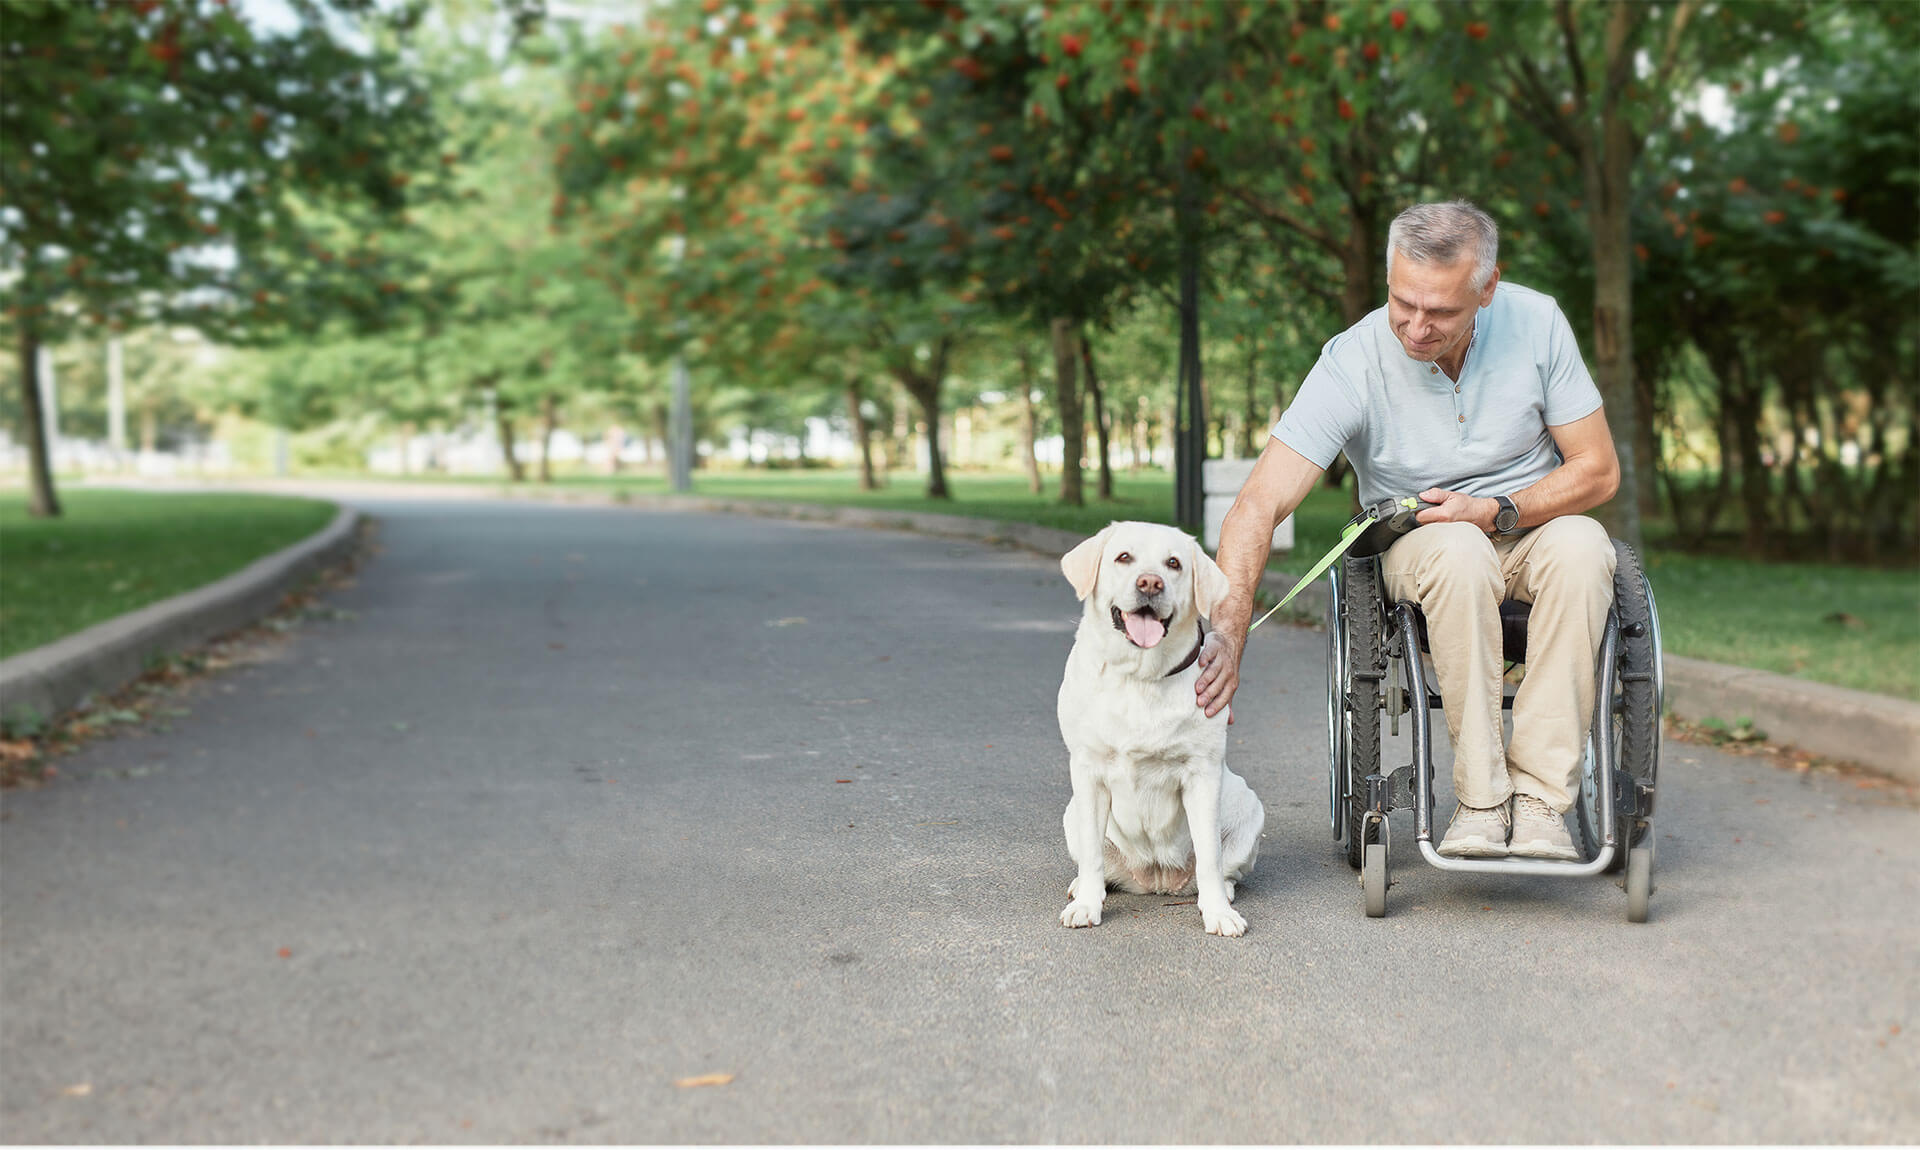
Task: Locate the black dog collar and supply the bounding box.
[1164,626,1207,678]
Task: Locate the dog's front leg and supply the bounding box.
[1184,769,1247,937]
[1060,756,1111,928]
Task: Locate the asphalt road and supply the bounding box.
[3,498,1915,1143]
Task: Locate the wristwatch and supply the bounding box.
[1493,495,1521,536]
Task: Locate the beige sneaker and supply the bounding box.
[1437,802,1510,858]
[1509,794,1581,861]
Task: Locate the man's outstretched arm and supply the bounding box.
[1196,437,1325,717]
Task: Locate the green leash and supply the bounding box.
[1245,497,1423,634]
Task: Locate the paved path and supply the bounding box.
[3,499,1915,1143]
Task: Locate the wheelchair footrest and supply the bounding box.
[1364,766,1418,814]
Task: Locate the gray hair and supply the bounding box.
[1386,201,1500,292]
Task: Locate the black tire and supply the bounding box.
[1341,555,1384,871]
[1576,541,1660,869]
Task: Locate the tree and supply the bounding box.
[1,0,444,515]
[1463,0,1802,547]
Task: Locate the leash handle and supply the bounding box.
[1244,497,1423,635]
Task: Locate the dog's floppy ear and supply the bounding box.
[1192,544,1232,619]
[1060,525,1115,601]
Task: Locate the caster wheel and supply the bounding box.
[1363,842,1388,918]
[1626,843,1653,923]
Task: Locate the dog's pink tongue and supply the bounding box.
[1124,611,1166,649]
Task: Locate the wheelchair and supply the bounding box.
[1323,500,1664,922]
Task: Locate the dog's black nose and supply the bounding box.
[1136,573,1164,596]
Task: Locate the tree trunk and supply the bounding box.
[1175,223,1206,529]
[1586,204,1642,547]
[892,382,913,476]
[1724,357,1770,557]
[1080,330,1114,500]
[1017,348,1042,493]
[846,378,878,491]
[1573,5,1648,550]
[16,323,60,518]
[1131,395,1147,474]
[537,392,557,482]
[497,407,525,482]
[1242,339,1261,458]
[1340,205,1379,331]
[604,425,624,475]
[1051,317,1084,507]
[651,402,669,472]
[1632,350,1663,520]
[893,349,951,500]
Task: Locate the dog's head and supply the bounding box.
[1060,521,1231,650]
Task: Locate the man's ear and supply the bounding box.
[1192,544,1232,619]
[1060,525,1115,602]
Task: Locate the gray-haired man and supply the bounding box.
[1197,200,1621,860]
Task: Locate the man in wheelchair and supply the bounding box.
[1198,200,1622,862]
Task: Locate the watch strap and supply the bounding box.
[1494,495,1520,535]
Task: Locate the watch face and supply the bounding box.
[1496,499,1519,532]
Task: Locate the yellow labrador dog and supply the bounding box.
[1056,521,1265,937]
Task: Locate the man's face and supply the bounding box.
[1385,254,1498,364]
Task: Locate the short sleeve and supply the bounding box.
[1542,303,1603,426]
[1273,339,1367,469]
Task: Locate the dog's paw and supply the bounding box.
[1060,899,1104,928]
[1201,902,1247,937]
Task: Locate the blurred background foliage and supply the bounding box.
[2,0,1914,564]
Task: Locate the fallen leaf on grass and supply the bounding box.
[673,1072,735,1088]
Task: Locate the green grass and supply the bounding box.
[1644,551,1919,702]
[0,489,339,659]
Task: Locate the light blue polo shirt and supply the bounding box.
[1272,281,1602,507]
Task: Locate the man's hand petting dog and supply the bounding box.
[1194,630,1238,721]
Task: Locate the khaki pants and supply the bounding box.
[1380,516,1616,812]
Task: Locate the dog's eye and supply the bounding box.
[1165,556,1182,571]
[1115,551,1133,564]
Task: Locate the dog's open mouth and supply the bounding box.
[1111,605,1170,649]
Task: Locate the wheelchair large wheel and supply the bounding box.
[1575,540,1662,870]
[1328,555,1385,871]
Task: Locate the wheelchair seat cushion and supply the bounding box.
[1410,598,1533,665]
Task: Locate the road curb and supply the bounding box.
[1661,654,1918,784]
[0,505,361,726]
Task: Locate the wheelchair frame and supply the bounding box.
[1325,539,1665,921]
